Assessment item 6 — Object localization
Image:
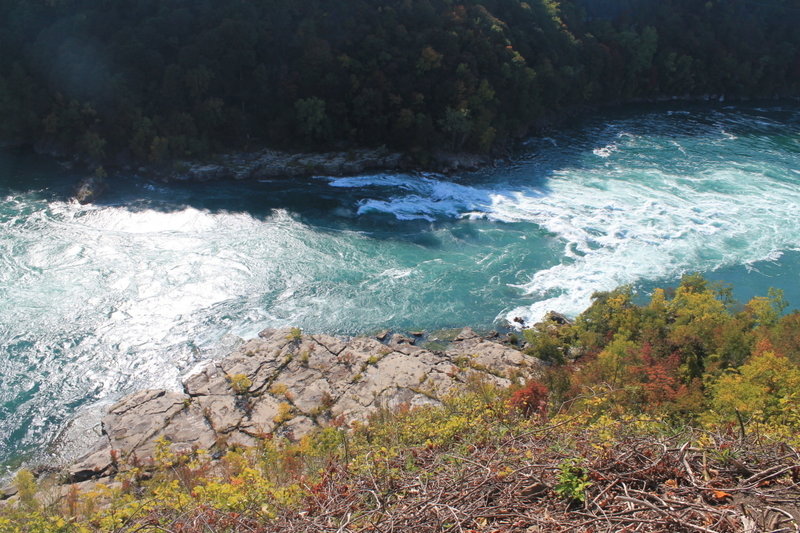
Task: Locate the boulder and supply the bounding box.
[73,176,108,204]
[67,441,113,482]
[542,311,572,326]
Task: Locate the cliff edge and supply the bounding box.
[60,326,540,490]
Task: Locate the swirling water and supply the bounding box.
[2,103,800,471]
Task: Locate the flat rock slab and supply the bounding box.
[67,327,541,482]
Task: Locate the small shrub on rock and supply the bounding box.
[508,379,549,419]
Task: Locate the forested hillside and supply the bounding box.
[0,0,798,166]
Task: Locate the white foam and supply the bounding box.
[340,174,503,221]
[73,204,261,234]
[330,141,800,325]
[325,174,430,190]
[510,167,800,321]
[592,143,619,157]
[378,268,414,279]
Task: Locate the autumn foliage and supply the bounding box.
[530,274,800,429]
[4,276,800,532]
[508,379,549,419]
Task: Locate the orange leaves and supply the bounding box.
[508,380,549,419]
[711,490,732,501]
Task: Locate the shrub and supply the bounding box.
[555,459,592,502]
[508,380,549,419]
[227,374,252,394]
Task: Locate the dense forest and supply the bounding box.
[0,0,798,167]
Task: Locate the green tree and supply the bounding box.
[439,107,472,150]
[294,97,329,143]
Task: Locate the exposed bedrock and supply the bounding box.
[63,327,541,484]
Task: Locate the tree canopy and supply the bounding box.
[0,0,798,166]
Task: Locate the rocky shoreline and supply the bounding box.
[164,147,490,183]
[58,94,798,202]
[70,146,491,203]
[1,324,548,502]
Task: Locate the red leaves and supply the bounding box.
[639,350,682,405]
[508,380,549,419]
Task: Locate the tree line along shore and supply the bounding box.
[0,0,798,173]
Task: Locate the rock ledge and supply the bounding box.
[61,327,540,485]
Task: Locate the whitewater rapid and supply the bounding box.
[328,106,800,322]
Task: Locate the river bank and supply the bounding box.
[1,324,549,501]
[62,94,798,203]
[161,148,491,183]
[67,146,491,202]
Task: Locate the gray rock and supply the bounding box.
[170,147,414,183]
[279,416,316,440]
[158,404,217,456]
[311,334,348,356]
[225,431,259,449]
[195,395,245,433]
[73,176,108,204]
[339,337,386,364]
[389,341,428,357]
[241,395,281,436]
[447,335,542,382]
[62,326,542,486]
[305,345,338,373]
[187,164,226,181]
[430,151,489,173]
[102,390,188,460]
[0,484,18,501]
[453,327,480,341]
[285,376,332,415]
[388,333,415,346]
[67,441,113,482]
[543,311,572,326]
[184,363,230,396]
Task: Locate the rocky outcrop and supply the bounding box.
[64,327,541,483]
[162,147,491,182]
[62,147,491,203]
[73,176,108,204]
[170,148,411,182]
[429,151,490,173]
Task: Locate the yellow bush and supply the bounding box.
[708,351,800,428]
[227,373,253,394]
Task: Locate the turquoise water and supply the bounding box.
[2,103,800,470]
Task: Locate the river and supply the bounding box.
[1,102,799,472]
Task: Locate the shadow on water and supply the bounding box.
[0,150,563,250]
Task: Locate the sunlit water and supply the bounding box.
[2,103,800,472]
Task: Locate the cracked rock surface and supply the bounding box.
[66,327,541,482]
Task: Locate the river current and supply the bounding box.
[1,103,799,471]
